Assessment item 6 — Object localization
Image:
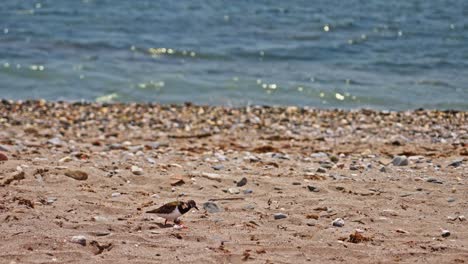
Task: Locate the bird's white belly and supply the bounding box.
[157,207,182,221]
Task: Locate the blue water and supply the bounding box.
[1,0,467,109]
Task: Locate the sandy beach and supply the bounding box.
[0,100,466,263]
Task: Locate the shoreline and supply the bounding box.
[0,100,467,263]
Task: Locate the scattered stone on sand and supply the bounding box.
[392,156,409,166]
[203,202,221,213]
[47,137,63,146]
[316,167,327,173]
[447,197,456,203]
[46,197,57,204]
[212,164,224,171]
[59,156,73,163]
[307,185,319,192]
[380,166,387,172]
[111,192,121,198]
[200,172,222,182]
[228,187,240,194]
[1,171,25,186]
[459,215,466,221]
[0,152,8,161]
[70,235,87,246]
[441,229,451,237]
[332,218,345,227]
[426,178,443,184]
[274,213,288,220]
[311,152,328,158]
[448,159,463,168]
[64,170,88,181]
[0,144,11,152]
[243,189,253,194]
[131,165,144,175]
[92,216,108,222]
[236,177,248,187]
[170,179,185,186]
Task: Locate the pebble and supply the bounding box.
[212,164,224,171]
[64,170,88,181]
[0,144,11,152]
[236,177,248,187]
[274,213,288,220]
[47,137,63,146]
[59,156,73,163]
[203,201,221,213]
[46,197,57,204]
[214,153,227,161]
[228,187,240,194]
[131,165,143,175]
[146,142,161,149]
[243,189,253,194]
[111,192,121,197]
[447,197,456,203]
[92,216,108,222]
[201,172,222,182]
[459,215,466,221]
[70,235,87,246]
[332,218,345,227]
[311,152,328,158]
[392,156,409,166]
[243,204,255,210]
[147,157,156,164]
[380,166,387,172]
[316,167,327,173]
[0,152,8,161]
[441,229,451,237]
[426,178,443,184]
[307,185,319,192]
[448,159,463,168]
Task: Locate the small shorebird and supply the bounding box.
[146,200,198,226]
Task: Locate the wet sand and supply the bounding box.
[0,100,467,263]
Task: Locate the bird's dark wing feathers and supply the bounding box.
[147,201,180,214]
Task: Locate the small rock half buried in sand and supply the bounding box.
[392,156,409,166]
[274,213,288,220]
[70,235,87,246]
[332,218,345,227]
[131,165,143,175]
[441,229,451,237]
[237,177,248,187]
[64,170,88,181]
[203,201,221,213]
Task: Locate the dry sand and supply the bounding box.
[0,101,467,263]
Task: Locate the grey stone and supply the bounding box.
[448,159,463,168]
[447,197,456,203]
[236,177,248,187]
[228,187,240,194]
[70,235,87,246]
[307,185,319,192]
[212,164,224,171]
[332,218,345,227]
[203,201,221,213]
[426,178,443,184]
[441,229,451,237]
[392,156,409,166]
[274,213,288,220]
[243,189,253,194]
[47,137,63,146]
[316,167,327,173]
